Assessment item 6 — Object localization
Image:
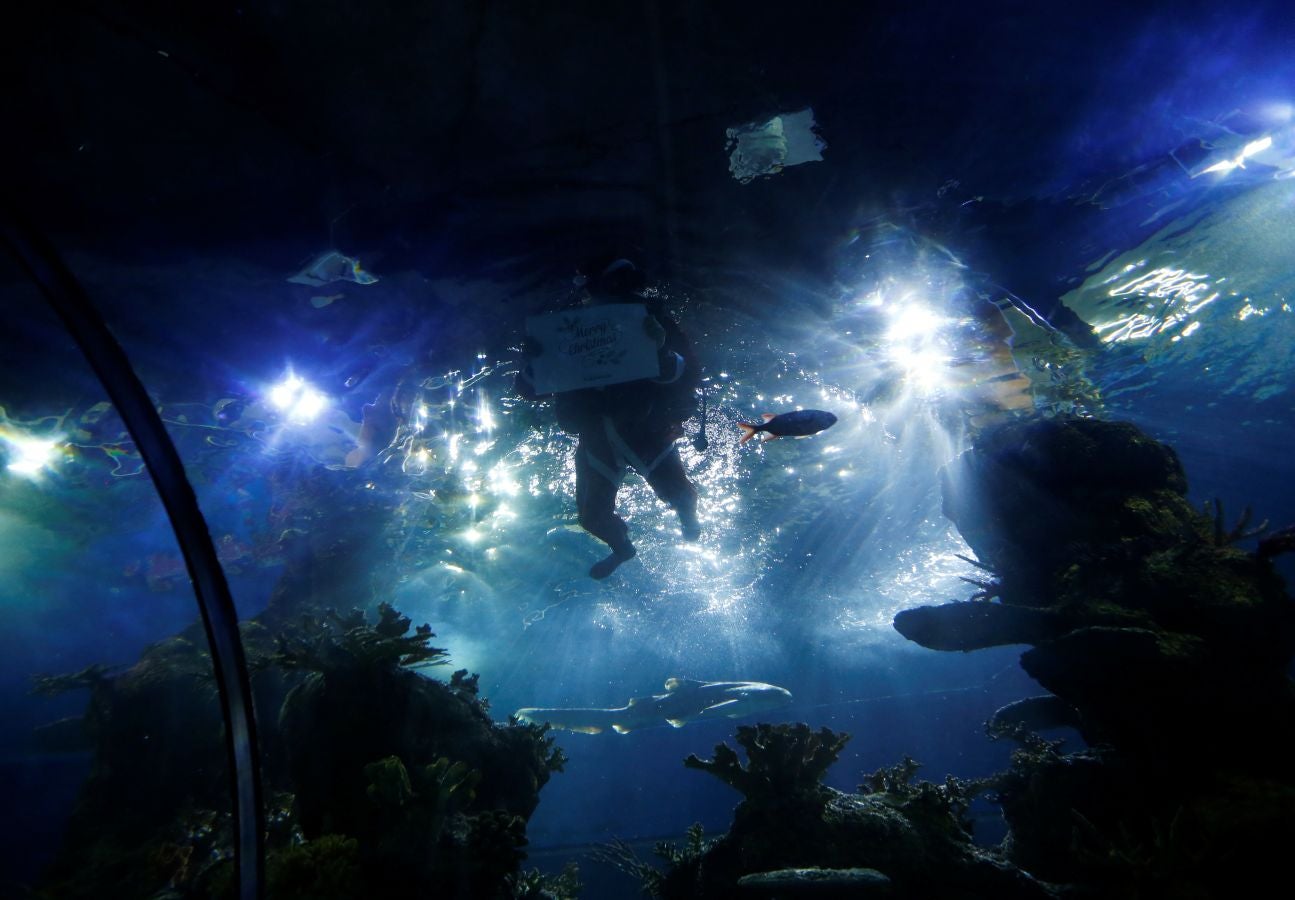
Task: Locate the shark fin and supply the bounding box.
[761,413,776,422]
[666,718,688,728]
[612,723,632,734]
[568,724,603,734]
[705,699,742,714]
[664,677,703,691]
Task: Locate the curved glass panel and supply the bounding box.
[0,255,231,897]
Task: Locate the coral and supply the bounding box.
[508,861,582,899]
[857,756,991,841]
[897,415,1295,895]
[1201,498,1268,547]
[265,834,363,900]
[634,725,1054,899]
[451,667,488,709]
[1256,524,1295,560]
[34,596,563,900]
[683,723,849,809]
[361,754,483,882]
[466,809,529,876]
[270,602,450,673]
[29,663,120,696]
[504,717,568,776]
[594,823,717,899]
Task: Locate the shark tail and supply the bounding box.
[514,706,622,735]
[738,422,758,444]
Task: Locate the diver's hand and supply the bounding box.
[643,315,666,349]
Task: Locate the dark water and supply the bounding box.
[3,2,1295,897]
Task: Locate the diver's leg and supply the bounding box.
[576,444,636,578]
[644,447,701,541]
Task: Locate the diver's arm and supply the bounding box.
[652,349,686,384]
[514,336,542,400]
[645,314,687,384]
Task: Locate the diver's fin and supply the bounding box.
[737,422,758,445]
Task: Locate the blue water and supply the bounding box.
[4,3,1295,896]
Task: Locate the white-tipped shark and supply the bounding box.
[514,678,793,735]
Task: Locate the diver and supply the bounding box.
[515,259,702,579]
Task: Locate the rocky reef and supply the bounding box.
[617,415,1294,898]
[894,415,1295,896]
[31,602,571,900]
[602,723,1054,899]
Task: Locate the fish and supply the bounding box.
[287,250,378,287]
[738,409,837,444]
[514,677,793,735]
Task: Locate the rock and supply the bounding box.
[893,602,1068,651]
[737,866,891,896]
[989,696,1083,735]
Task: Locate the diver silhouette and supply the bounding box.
[515,259,701,579]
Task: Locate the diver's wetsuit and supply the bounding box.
[516,309,700,578]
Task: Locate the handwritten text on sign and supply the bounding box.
[525,304,659,394]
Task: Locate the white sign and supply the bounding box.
[525,304,660,395]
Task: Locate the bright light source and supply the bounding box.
[885,304,948,343]
[293,389,326,421]
[268,374,328,423]
[4,433,59,477]
[883,303,951,395]
[890,346,951,393]
[269,375,303,410]
[1199,135,1273,176]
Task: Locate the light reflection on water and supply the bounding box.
[381,270,1015,691]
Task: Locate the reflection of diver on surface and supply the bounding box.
[515,259,702,579]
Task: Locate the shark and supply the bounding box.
[514,677,793,734]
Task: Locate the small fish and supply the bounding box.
[738,409,837,444]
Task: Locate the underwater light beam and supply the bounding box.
[1198,135,1273,176]
[3,432,60,477]
[267,373,328,423]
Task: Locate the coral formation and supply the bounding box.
[895,415,1295,896]
[31,602,565,899]
[682,723,849,809]
[616,724,1053,899]
[615,415,1294,899]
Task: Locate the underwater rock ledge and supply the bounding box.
[898,415,1295,895]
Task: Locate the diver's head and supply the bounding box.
[580,258,647,305]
